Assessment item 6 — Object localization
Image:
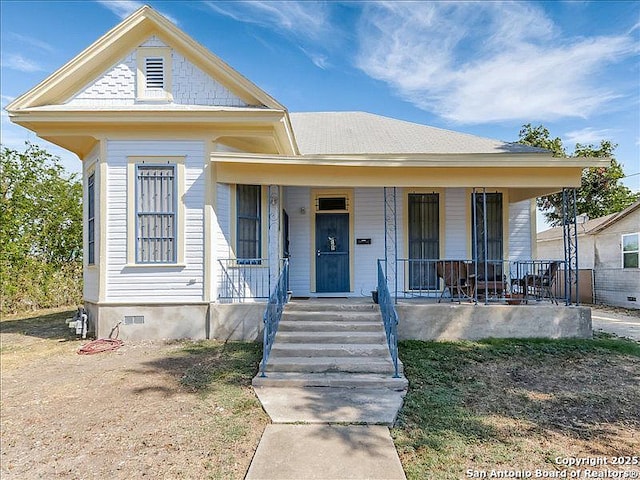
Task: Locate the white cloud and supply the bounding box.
[355,2,638,124]
[95,1,178,24]
[300,48,330,70]
[96,0,143,18]
[204,1,332,41]
[204,0,335,68]
[0,53,44,72]
[6,33,55,53]
[564,128,617,147]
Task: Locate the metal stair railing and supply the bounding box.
[377,259,400,378]
[259,258,290,377]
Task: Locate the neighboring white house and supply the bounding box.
[537,200,640,309]
[6,6,606,339]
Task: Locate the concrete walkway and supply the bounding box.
[246,424,405,480]
[253,386,405,425]
[591,306,640,341]
[247,387,407,480]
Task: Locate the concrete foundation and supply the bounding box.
[397,304,592,341]
[209,303,264,341]
[85,299,592,341]
[88,302,210,340]
[85,301,265,341]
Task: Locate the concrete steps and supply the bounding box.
[253,301,408,391]
[252,372,408,390]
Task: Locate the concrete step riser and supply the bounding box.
[286,303,378,313]
[267,364,396,374]
[278,322,382,333]
[282,312,381,323]
[275,333,387,344]
[266,358,398,375]
[270,345,390,358]
[252,376,408,390]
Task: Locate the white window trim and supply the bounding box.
[621,232,639,269]
[127,156,185,266]
[229,185,268,262]
[136,47,173,102]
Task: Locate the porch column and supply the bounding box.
[562,188,579,305]
[267,185,281,293]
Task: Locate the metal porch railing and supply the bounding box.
[259,259,289,377]
[387,258,569,305]
[377,259,400,378]
[218,258,288,302]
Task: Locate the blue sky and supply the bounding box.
[1,0,639,199]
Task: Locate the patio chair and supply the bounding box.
[472,262,507,300]
[514,261,561,304]
[436,260,472,303]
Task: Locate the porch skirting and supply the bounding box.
[396,304,592,341]
[85,301,266,341]
[86,300,591,341]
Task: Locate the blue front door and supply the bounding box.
[315,213,349,292]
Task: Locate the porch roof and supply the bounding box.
[289,112,547,155]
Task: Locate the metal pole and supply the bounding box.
[472,188,478,304]
[393,187,398,304]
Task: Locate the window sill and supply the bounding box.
[125,263,187,269]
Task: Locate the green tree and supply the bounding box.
[1,143,83,313]
[518,124,639,226]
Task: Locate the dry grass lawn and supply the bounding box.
[0,309,268,479]
[394,337,640,479]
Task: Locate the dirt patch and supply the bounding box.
[1,310,268,479]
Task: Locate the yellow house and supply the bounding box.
[7,6,606,344]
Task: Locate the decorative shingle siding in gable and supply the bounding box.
[66,35,247,107]
[140,35,167,48]
[68,52,137,106]
[171,51,247,107]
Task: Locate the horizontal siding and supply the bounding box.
[284,187,312,296]
[508,200,531,261]
[444,188,467,258]
[105,140,205,302]
[354,188,386,295]
[215,183,232,259]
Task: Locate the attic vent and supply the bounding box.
[145,57,164,89]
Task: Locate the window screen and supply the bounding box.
[408,193,439,289]
[136,165,176,263]
[87,173,95,265]
[236,185,261,261]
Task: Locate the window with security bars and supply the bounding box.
[408,193,440,290]
[236,185,261,263]
[87,173,95,265]
[136,165,176,263]
[145,57,164,89]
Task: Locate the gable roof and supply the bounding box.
[6,5,284,112]
[289,111,547,155]
[537,200,640,242]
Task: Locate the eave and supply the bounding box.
[8,108,295,158]
[210,152,610,168]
